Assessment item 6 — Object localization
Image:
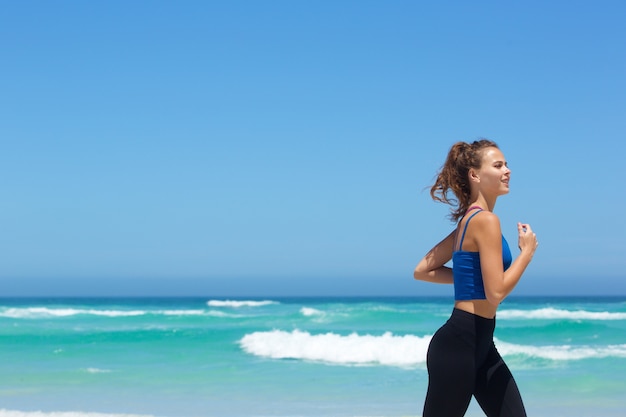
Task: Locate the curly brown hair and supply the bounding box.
[430,139,499,222]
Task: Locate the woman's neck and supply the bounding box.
[471,196,496,212]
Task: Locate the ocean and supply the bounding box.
[1,296,625,417]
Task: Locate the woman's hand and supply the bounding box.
[517,222,538,259]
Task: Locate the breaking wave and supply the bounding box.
[498,307,626,320]
[240,330,626,367]
[206,300,278,308]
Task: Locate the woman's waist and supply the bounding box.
[453,300,497,320]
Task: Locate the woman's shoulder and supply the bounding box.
[471,210,501,232]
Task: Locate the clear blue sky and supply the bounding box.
[1,1,625,297]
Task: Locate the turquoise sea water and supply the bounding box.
[1,296,625,417]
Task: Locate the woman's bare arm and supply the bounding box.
[475,213,537,305]
[414,230,456,284]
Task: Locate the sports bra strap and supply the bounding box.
[458,209,482,250]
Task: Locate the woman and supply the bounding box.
[414,139,538,417]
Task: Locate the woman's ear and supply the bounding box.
[469,168,480,183]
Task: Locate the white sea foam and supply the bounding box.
[0,307,241,319]
[240,330,431,367]
[0,410,154,417]
[495,339,626,360]
[240,330,626,367]
[83,368,111,374]
[0,308,146,319]
[498,307,626,320]
[300,307,324,317]
[161,309,206,316]
[206,300,278,308]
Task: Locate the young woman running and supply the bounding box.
[414,139,538,417]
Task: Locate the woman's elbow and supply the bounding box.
[485,290,505,306]
[413,264,428,281]
[413,267,422,281]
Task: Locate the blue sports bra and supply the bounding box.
[453,209,512,301]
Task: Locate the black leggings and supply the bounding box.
[423,308,526,417]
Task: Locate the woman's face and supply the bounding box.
[476,147,511,196]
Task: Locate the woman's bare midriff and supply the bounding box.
[454,299,498,319]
